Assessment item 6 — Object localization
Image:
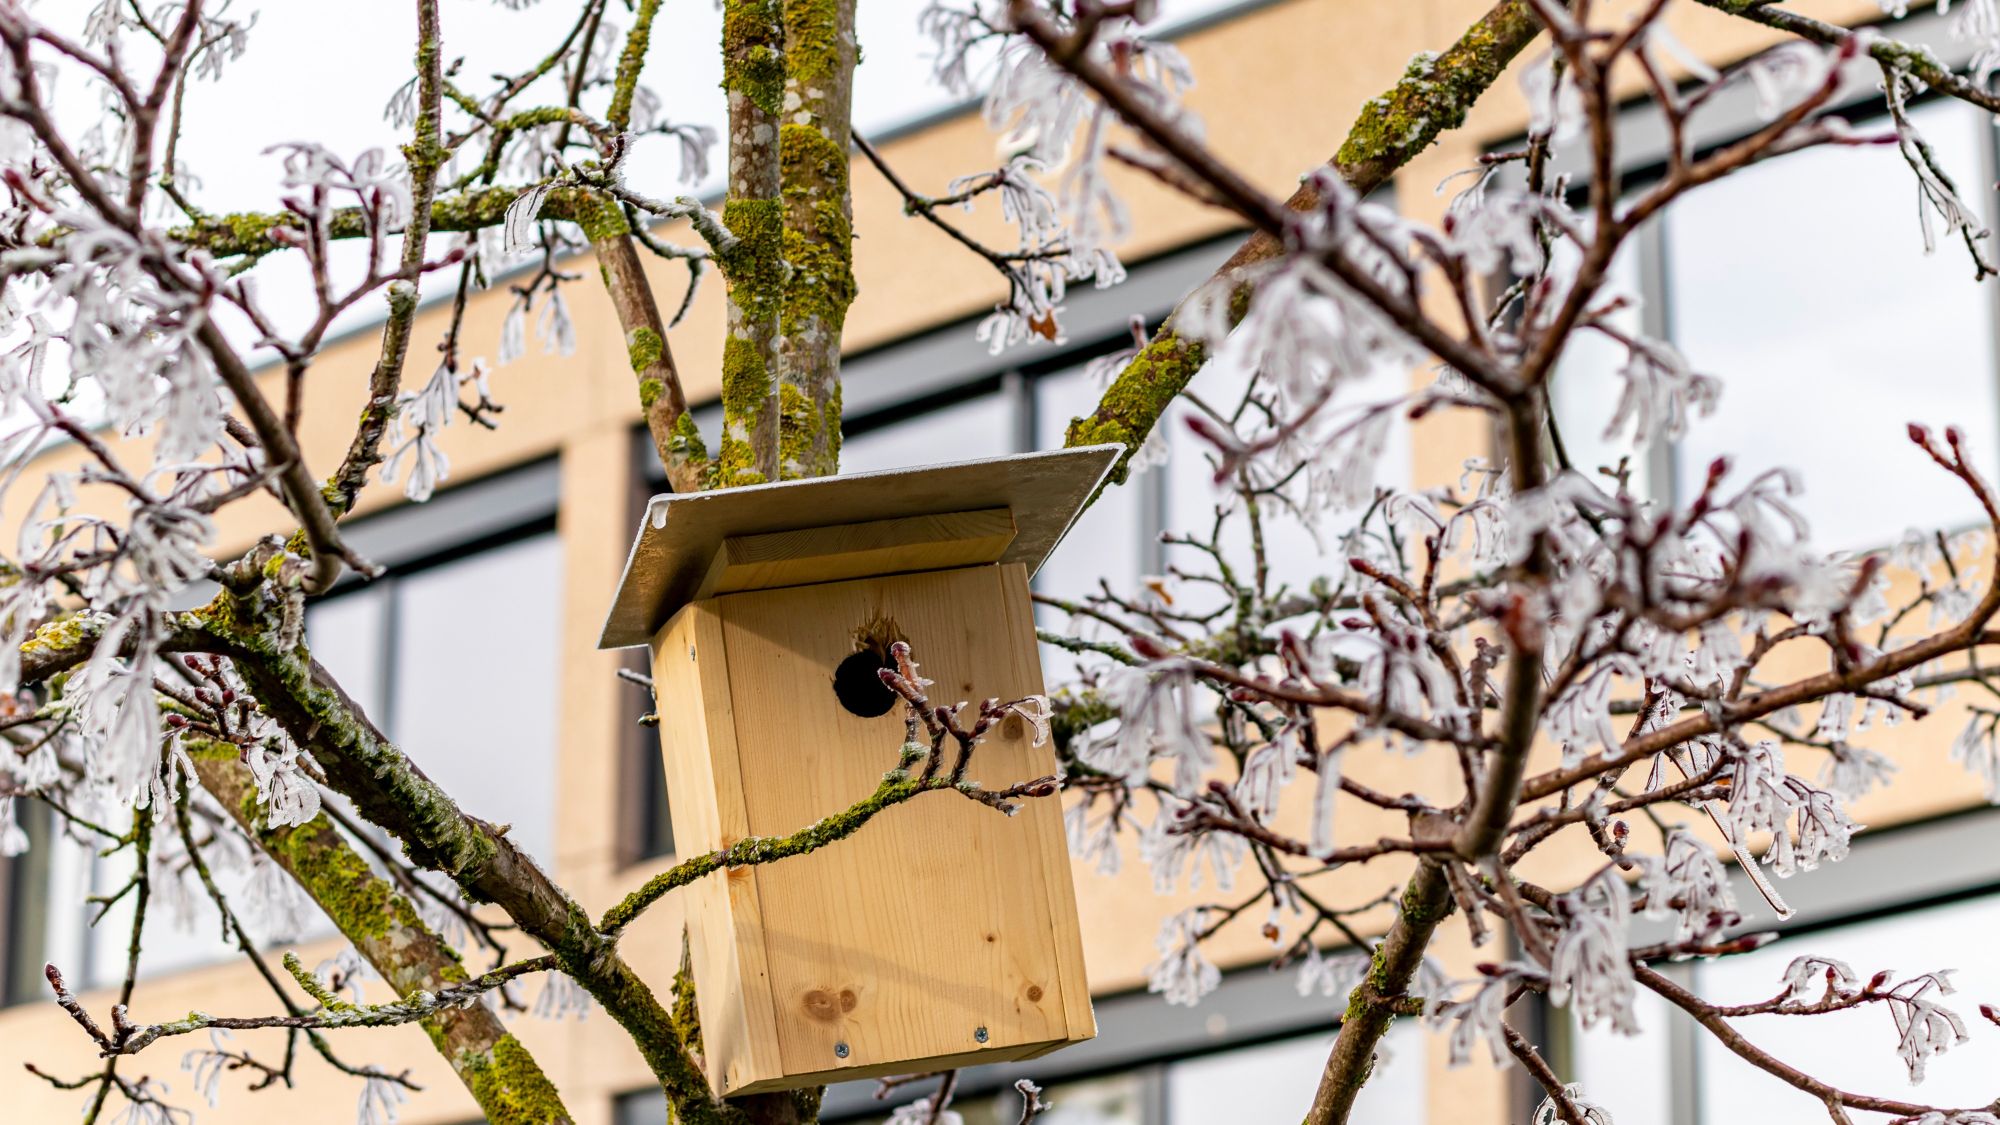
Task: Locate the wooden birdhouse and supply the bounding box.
[598,446,1119,1097]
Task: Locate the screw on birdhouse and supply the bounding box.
[833,1042,850,1059]
[973,1026,989,1044]
[688,644,696,661]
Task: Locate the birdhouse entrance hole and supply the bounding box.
[833,615,904,717]
[833,652,895,716]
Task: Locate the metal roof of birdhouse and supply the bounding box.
[597,444,1124,648]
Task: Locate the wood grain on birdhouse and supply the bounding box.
[650,565,1092,1094]
[606,448,1119,1096]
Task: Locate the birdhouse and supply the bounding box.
[598,445,1119,1097]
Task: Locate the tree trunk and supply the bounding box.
[774,0,860,479]
[717,0,786,484]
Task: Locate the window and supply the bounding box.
[1560,974,1677,1125]
[1549,233,1659,499]
[836,1071,1149,1125]
[1552,92,2000,551]
[365,533,565,865]
[1162,356,1413,617]
[0,464,563,1002]
[1668,99,1998,551]
[1165,1024,1424,1124]
[841,388,1020,474]
[1560,807,2000,1124]
[1693,895,2000,1123]
[1567,894,2000,1125]
[615,1028,1420,1125]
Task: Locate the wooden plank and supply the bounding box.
[716,565,1090,1088]
[995,563,1098,1046]
[694,508,1017,600]
[651,606,785,1096]
[599,445,1121,648]
[726,1037,1071,1096]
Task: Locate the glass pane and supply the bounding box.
[306,584,390,721]
[619,1071,1143,1125]
[1165,359,1413,616]
[1034,363,1146,686]
[1568,983,1675,1125]
[1694,894,2000,1123]
[1667,99,1999,551]
[83,815,303,990]
[840,393,1018,475]
[391,534,565,866]
[1166,1022,1425,1124]
[1550,232,1658,499]
[950,1071,1146,1124]
[3,802,77,1003]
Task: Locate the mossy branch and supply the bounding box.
[157,183,605,260]
[185,740,575,1122]
[774,0,860,479]
[326,0,448,519]
[599,743,1061,935]
[1064,0,1548,484]
[182,579,736,1123]
[96,955,557,1056]
[717,0,786,485]
[608,0,666,131]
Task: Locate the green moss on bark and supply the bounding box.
[781,0,846,91]
[1063,334,1208,483]
[670,411,712,471]
[629,327,666,376]
[717,196,785,485]
[1333,1,1540,191]
[457,1034,574,1124]
[576,190,630,244]
[718,336,772,486]
[778,124,855,329]
[720,198,785,314]
[723,0,785,114]
[264,814,427,946]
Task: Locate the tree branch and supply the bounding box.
[1063,0,1549,483]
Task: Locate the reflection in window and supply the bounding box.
[841,392,1016,475]
[388,534,565,865]
[1035,364,1147,684]
[1163,358,1413,617]
[1166,1024,1423,1123]
[1666,99,1998,551]
[1694,894,2000,1123]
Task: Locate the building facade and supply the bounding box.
[6,2,2000,1123]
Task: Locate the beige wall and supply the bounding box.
[0,1,1963,1121]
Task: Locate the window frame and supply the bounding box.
[0,460,562,1007]
[1546,803,2000,1125]
[1520,4,2000,551]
